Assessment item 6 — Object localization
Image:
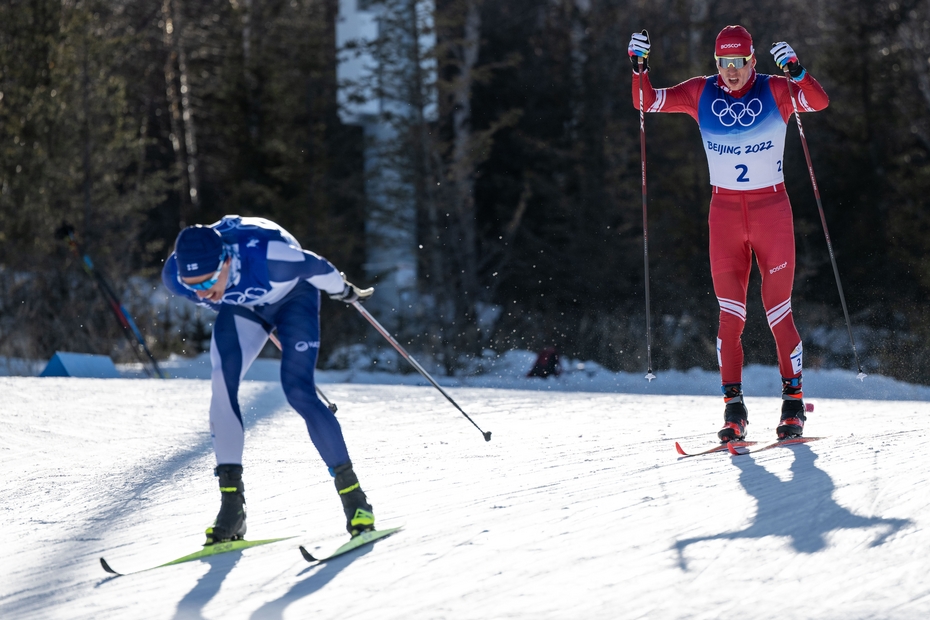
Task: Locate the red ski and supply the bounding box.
[675,440,757,458]
[727,436,826,456]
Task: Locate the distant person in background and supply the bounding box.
[162,215,375,542]
[628,26,829,441]
[527,347,562,379]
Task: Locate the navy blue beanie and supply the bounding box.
[175,225,225,277]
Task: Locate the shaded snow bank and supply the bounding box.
[107,348,930,401]
[6,347,927,400]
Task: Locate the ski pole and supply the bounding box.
[783,70,866,381]
[638,54,656,382]
[350,300,492,442]
[56,223,166,379]
[267,331,337,412]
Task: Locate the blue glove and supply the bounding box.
[629,30,650,73]
[770,42,806,80]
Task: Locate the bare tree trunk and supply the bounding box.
[173,0,201,212]
[238,0,252,68]
[81,34,92,238]
[485,175,530,302]
[450,0,479,272]
[137,95,150,195]
[308,0,337,222]
[447,0,481,350]
[238,0,262,142]
[899,16,930,125]
[689,0,710,75]
[405,0,451,360]
[162,0,192,228]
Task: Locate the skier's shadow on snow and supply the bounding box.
[172,553,243,620]
[94,382,289,527]
[247,546,373,620]
[675,444,910,570]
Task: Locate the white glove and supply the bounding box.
[628,30,650,59]
[328,273,374,304]
[770,41,805,79]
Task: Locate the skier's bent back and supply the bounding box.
[162,215,376,542]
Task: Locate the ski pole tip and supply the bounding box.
[645,372,656,382]
[483,431,492,442]
[856,372,867,382]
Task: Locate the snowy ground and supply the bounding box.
[2,356,929,619]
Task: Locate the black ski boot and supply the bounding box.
[777,375,807,439]
[205,464,247,545]
[717,383,748,442]
[333,461,374,537]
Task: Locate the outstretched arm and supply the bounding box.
[264,241,371,303]
[769,42,829,120]
[265,241,345,295]
[631,72,706,121]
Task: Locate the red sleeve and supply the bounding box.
[631,72,706,122]
[769,73,829,123]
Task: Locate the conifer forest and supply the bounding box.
[2,0,930,384]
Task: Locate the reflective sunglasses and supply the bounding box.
[178,250,226,292]
[716,55,752,69]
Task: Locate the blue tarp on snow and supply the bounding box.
[39,352,121,378]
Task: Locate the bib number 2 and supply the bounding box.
[735,164,749,183]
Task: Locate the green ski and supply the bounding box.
[299,526,403,563]
[100,536,294,576]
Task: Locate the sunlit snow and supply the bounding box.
[1,354,927,619]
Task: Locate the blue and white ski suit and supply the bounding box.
[162,215,351,469]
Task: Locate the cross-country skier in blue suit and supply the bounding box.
[162,215,375,542]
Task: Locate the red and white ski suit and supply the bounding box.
[632,69,829,384]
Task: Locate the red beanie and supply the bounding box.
[715,25,753,57]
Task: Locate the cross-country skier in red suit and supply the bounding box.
[628,26,829,441]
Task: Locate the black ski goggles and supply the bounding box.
[716,55,752,69]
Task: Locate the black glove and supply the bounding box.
[328,274,374,304]
[629,30,650,74]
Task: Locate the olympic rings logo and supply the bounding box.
[222,287,269,304]
[711,97,763,127]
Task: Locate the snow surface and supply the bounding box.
[2,355,929,619]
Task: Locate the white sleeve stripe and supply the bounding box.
[798,91,815,112]
[266,240,304,262]
[308,270,345,296]
[647,89,666,113]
